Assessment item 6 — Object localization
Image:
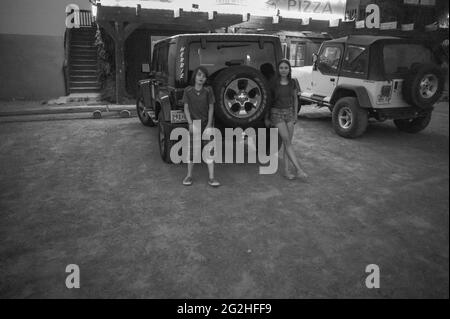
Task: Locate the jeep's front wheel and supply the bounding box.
[158,113,175,163]
[212,66,271,128]
[393,111,432,133]
[136,92,156,127]
[332,97,368,138]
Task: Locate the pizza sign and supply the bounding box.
[99,0,347,19]
[265,0,346,17]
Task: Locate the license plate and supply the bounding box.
[170,110,187,123]
[146,110,155,119]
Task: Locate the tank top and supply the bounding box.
[272,80,295,109]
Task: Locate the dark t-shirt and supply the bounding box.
[271,79,297,109]
[182,86,215,123]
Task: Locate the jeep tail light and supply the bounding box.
[381,85,392,97]
[175,89,185,108]
[169,90,177,107]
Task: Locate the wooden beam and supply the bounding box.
[233,15,330,32]
[114,22,125,104]
[97,5,243,31]
[124,23,140,40]
[133,23,206,33]
[97,20,117,41]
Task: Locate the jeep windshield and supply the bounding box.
[188,41,276,80]
[383,43,435,77]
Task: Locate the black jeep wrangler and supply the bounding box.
[136,34,283,163]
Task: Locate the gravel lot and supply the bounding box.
[0,103,448,298]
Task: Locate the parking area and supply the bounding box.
[0,103,448,298]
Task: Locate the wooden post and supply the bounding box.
[114,22,125,104]
[97,20,140,104]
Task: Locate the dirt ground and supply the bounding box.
[0,103,448,298]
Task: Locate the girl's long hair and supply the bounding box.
[190,66,209,86]
[272,59,295,101]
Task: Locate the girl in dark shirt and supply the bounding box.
[266,59,308,180]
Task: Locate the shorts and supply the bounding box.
[270,107,296,125]
[187,121,215,164]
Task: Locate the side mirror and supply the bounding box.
[141,63,150,74]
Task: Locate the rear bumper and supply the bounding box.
[370,106,433,120]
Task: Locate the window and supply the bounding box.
[151,45,159,71]
[168,42,177,84]
[158,44,169,74]
[188,41,276,79]
[341,45,368,75]
[383,44,434,75]
[151,43,170,75]
[289,43,306,67]
[318,45,342,74]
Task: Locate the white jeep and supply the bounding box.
[292,35,445,138]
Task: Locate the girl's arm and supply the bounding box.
[293,86,299,123]
[265,83,274,127]
[207,103,214,128]
[206,87,215,128]
[294,90,299,115]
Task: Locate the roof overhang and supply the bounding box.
[96,5,245,32]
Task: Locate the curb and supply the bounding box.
[0,104,136,117]
[1,101,447,118]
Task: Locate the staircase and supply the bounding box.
[68,27,100,94]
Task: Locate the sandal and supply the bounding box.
[283,172,296,180]
[208,178,221,187]
[296,168,308,180]
[183,176,193,186]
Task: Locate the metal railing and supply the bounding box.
[79,10,96,27]
[66,9,96,28]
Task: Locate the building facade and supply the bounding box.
[345,0,449,27]
[0,0,92,100]
[0,0,448,102]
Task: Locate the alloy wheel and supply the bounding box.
[223,78,262,119]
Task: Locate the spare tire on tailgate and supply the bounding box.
[402,63,444,109]
[212,66,271,128]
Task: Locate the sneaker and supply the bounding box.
[208,178,221,187]
[183,176,193,186]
